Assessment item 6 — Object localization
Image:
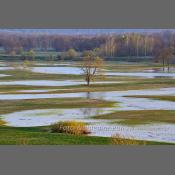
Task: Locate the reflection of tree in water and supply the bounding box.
[80,92,107,117]
[85,92,106,100]
[77,92,108,117]
[79,108,105,117]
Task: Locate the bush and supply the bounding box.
[51,121,90,135]
[0,119,6,126]
[111,134,146,145]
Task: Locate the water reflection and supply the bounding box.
[85,91,106,100]
[1,87,175,142]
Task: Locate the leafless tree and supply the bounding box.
[81,53,103,86]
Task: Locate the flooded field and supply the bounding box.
[32,65,175,78]
[0,80,123,87]
[1,87,175,143]
[0,61,175,143]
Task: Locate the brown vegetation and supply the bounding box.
[51,121,90,135]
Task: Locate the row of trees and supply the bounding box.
[0,33,105,54]
[0,31,175,58]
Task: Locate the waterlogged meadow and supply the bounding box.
[0,61,175,145]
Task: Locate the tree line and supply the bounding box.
[0,31,175,58]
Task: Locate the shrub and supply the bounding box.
[111,134,146,145]
[51,121,90,135]
[0,119,6,126]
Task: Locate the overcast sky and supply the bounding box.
[0,29,174,35]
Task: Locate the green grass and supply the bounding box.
[125,95,175,102]
[0,98,115,115]
[0,126,173,145]
[110,119,151,126]
[0,126,109,145]
[93,110,175,125]
[104,62,164,72]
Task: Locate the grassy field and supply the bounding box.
[104,63,164,72]
[0,126,173,145]
[125,95,175,102]
[0,98,115,115]
[93,110,175,125]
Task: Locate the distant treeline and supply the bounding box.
[0,31,175,58]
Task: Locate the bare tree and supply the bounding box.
[157,48,173,72]
[144,35,148,57]
[104,36,116,57]
[166,48,173,72]
[81,53,104,86]
[136,34,141,57]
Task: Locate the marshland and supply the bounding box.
[0,29,175,145]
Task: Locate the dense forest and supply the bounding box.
[0,30,175,59]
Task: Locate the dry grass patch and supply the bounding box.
[0,119,6,126]
[51,121,90,135]
[111,134,146,145]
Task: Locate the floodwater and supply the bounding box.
[3,107,175,143]
[32,66,82,75]
[32,66,175,78]
[0,80,122,87]
[0,80,84,86]
[1,62,175,143]
[4,108,112,127]
[0,67,12,70]
[0,74,11,77]
[1,87,175,143]
[1,62,175,78]
[105,72,175,78]
[88,123,175,143]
